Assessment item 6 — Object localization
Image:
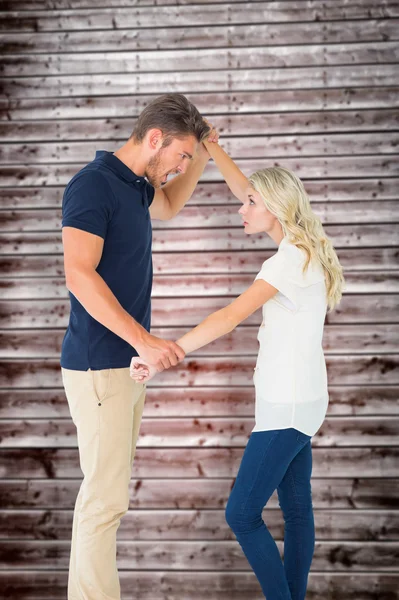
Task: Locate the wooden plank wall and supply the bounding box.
[0,1,399,598]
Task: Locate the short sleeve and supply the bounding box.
[145,180,155,207]
[62,171,116,239]
[255,252,299,312]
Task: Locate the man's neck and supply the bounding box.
[113,139,147,177]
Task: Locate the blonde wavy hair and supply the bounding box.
[248,166,345,312]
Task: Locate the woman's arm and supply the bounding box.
[130,279,278,381]
[203,137,249,203]
[176,279,277,354]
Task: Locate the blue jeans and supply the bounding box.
[225,427,314,599]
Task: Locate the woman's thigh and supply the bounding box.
[227,428,311,517]
[277,439,313,516]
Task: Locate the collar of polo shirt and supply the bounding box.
[95,150,146,185]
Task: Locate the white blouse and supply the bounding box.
[252,236,329,437]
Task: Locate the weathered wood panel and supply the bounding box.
[1,324,397,358]
[0,416,398,448]
[1,134,398,164]
[0,572,398,600]
[3,65,399,99]
[2,203,398,233]
[2,20,398,54]
[0,476,398,508]
[2,88,399,121]
[0,294,397,329]
[1,157,398,186]
[0,387,397,418]
[1,225,398,256]
[1,0,398,11]
[1,248,398,277]
[2,110,399,142]
[0,539,398,571]
[1,272,398,301]
[1,508,398,541]
[1,2,398,31]
[1,1,398,597]
[2,180,398,209]
[0,447,397,478]
[3,43,399,78]
[0,356,398,387]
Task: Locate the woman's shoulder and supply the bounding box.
[277,237,325,286]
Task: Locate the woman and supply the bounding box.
[130,131,345,599]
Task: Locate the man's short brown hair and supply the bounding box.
[131,93,210,146]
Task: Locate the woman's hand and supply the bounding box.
[204,118,220,144]
[129,356,157,383]
[199,118,219,159]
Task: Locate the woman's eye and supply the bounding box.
[249,200,255,205]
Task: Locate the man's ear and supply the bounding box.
[147,128,163,151]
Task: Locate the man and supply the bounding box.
[60,93,212,599]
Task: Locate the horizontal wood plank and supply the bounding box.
[1,110,398,142]
[0,272,398,300]
[0,571,398,600]
[0,294,397,329]
[3,43,399,78]
[3,66,399,99]
[1,20,398,55]
[1,248,399,277]
[1,203,398,234]
[0,475,397,508]
[0,416,398,448]
[1,0,398,12]
[2,134,398,165]
[1,156,397,185]
[0,356,398,387]
[1,180,398,209]
[1,225,398,256]
[1,324,397,358]
[0,386,397,419]
[2,2,399,33]
[2,88,399,121]
[0,447,397,479]
[1,508,398,541]
[0,538,398,571]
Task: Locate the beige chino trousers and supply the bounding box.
[61,366,146,600]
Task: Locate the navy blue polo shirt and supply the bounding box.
[60,150,155,371]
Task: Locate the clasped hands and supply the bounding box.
[129,331,185,384]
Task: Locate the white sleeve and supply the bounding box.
[255,252,299,313]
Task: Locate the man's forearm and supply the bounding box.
[162,154,209,217]
[66,268,146,348]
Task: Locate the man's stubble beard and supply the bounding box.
[145,147,164,188]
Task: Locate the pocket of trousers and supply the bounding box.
[90,368,112,406]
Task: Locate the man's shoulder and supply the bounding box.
[64,162,111,198]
